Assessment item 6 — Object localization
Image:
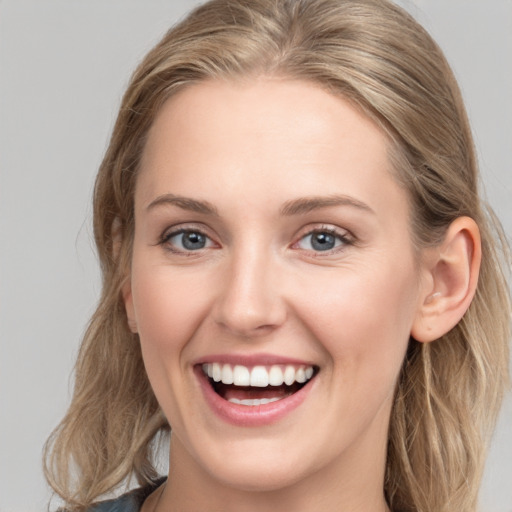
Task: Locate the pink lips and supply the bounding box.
[193,354,317,427]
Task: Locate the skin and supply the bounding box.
[123,78,444,512]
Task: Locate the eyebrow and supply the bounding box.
[146,194,219,216]
[280,195,375,216]
[146,193,374,217]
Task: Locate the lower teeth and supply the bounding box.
[228,397,282,406]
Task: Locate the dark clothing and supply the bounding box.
[86,479,165,512]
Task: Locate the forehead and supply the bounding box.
[137,78,407,220]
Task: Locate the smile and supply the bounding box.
[202,363,314,388]
[195,359,318,426]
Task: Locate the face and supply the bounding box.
[124,79,428,496]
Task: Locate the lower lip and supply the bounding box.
[194,366,315,427]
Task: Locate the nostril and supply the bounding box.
[213,300,287,338]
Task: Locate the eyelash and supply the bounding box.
[293,226,353,255]
[158,225,353,256]
[159,226,216,255]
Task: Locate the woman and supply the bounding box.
[44,0,511,511]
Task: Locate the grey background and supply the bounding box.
[0,1,510,511]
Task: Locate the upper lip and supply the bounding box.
[192,353,316,367]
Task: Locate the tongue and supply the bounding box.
[215,383,300,401]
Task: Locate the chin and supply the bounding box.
[180,430,329,495]
[206,454,314,493]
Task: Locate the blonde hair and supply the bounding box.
[44,1,511,511]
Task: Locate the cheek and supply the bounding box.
[296,259,418,386]
[130,260,213,386]
[129,261,218,427]
[131,259,210,342]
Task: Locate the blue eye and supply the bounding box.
[297,230,346,252]
[165,230,213,251]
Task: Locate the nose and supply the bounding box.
[212,247,287,338]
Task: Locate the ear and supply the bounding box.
[411,216,481,343]
[113,218,139,334]
[122,278,139,334]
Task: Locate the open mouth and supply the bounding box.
[201,363,318,406]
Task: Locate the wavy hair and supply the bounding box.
[44,1,511,510]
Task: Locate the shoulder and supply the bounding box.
[86,492,139,512]
[86,478,166,512]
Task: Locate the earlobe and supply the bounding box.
[411,217,481,343]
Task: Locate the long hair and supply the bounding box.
[44,1,511,510]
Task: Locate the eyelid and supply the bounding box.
[156,222,354,255]
[157,223,219,252]
[158,221,211,240]
[291,224,355,253]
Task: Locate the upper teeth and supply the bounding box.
[202,363,314,387]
